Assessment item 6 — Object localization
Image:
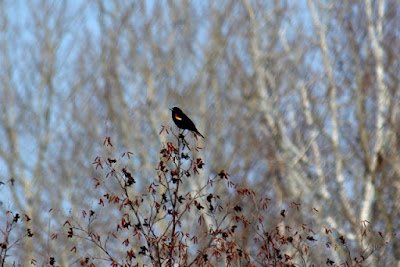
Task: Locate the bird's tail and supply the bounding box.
[196,131,205,139]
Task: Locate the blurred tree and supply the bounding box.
[0,0,399,265]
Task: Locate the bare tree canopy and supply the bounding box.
[0,0,399,266]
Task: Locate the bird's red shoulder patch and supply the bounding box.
[174,114,182,120]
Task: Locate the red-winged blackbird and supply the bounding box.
[170,107,204,138]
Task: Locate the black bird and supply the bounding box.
[170,107,204,138]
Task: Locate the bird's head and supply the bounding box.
[170,107,182,114]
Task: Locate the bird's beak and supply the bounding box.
[169,108,173,111]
